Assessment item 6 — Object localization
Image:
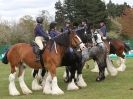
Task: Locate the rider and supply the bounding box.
[34,17,50,61]
[63,20,71,33]
[49,21,61,38]
[99,21,107,40]
[78,19,88,30]
[73,21,79,31]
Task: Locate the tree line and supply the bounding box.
[55,0,132,39]
[0,10,50,45]
[0,0,132,45]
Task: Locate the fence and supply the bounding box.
[0,39,133,60]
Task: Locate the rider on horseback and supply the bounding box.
[99,21,107,40]
[78,19,88,30]
[49,21,61,38]
[63,20,71,33]
[34,17,50,61]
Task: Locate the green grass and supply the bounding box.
[0,59,133,99]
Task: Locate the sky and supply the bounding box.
[0,0,132,22]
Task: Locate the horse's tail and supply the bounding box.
[2,50,9,64]
[124,42,131,54]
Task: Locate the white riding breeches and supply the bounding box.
[35,36,44,50]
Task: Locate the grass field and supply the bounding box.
[0,58,133,99]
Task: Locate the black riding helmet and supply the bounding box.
[36,17,43,24]
[49,21,57,30]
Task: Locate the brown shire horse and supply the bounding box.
[2,30,85,96]
[107,39,130,71]
[91,38,130,75]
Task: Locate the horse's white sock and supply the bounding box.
[9,72,20,96]
[19,70,32,94]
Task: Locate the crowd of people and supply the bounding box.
[34,16,108,61]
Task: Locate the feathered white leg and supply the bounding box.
[19,70,32,95]
[76,74,87,87]
[117,58,126,72]
[43,72,52,94]
[67,79,79,90]
[106,55,118,76]
[116,57,121,66]
[51,76,64,95]
[9,72,20,96]
[41,72,48,88]
[32,77,42,91]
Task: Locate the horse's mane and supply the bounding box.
[54,32,70,47]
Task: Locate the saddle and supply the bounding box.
[31,41,45,67]
[31,42,45,54]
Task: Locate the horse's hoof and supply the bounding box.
[117,66,126,72]
[23,90,32,95]
[51,88,64,95]
[67,80,79,90]
[96,76,105,82]
[10,91,20,96]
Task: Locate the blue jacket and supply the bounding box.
[63,27,69,33]
[34,24,49,40]
[49,30,58,39]
[100,25,107,37]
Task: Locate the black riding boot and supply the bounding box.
[36,49,41,62]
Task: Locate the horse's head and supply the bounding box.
[69,30,86,51]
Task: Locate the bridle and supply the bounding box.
[74,35,84,52]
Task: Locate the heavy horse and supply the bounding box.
[91,38,131,75]
[32,28,116,92]
[2,30,85,96]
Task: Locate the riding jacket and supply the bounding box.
[34,23,49,41]
[49,30,59,38]
[100,25,107,37]
[63,26,69,33]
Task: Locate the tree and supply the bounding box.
[56,0,108,27]
[0,20,11,44]
[107,0,117,18]
[39,10,51,31]
[107,0,131,18]
[63,0,77,22]
[9,15,35,44]
[119,8,133,38]
[19,15,35,34]
[55,0,65,26]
